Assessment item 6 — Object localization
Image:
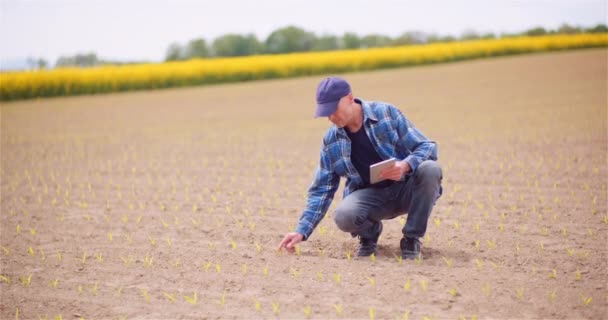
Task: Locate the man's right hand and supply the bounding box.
[277,232,304,253]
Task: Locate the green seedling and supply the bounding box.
[303,305,311,318]
[290,267,300,278]
[420,279,427,292]
[333,304,343,317]
[548,269,557,279]
[49,279,59,288]
[333,273,341,284]
[581,294,592,306]
[272,302,280,315]
[1,274,10,283]
[141,289,151,302]
[575,269,581,281]
[369,307,375,320]
[442,256,453,268]
[448,288,458,297]
[548,289,557,302]
[393,253,403,265]
[481,283,490,296]
[254,300,261,312]
[367,276,375,286]
[184,292,198,305]
[404,278,411,292]
[516,288,524,299]
[475,259,483,271]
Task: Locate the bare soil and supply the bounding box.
[1,48,607,320]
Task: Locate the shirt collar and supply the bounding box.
[355,98,378,122]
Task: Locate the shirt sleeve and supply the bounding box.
[295,144,340,240]
[391,106,438,173]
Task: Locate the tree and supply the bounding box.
[525,27,548,36]
[360,34,392,48]
[165,43,184,61]
[185,38,210,58]
[312,35,340,51]
[342,32,361,49]
[557,23,582,34]
[55,53,99,67]
[392,31,427,46]
[586,24,608,33]
[265,26,315,54]
[212,34,262,57]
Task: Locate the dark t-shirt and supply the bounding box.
[346,125,394,188]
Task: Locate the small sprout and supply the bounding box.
[393,253,403,265]
[272,302,280,315]
[290,267,300,278]
[404,278,411,292]
[548,289,557,302]
[482,283,490,296]
[581,294,592,306]
[163,292,176,303]
[475,259,483,271]
[420,279,427,292]
[316,271,324,281]
[369,307,375,320]
[333,304,343,317]
[254,300,261,312]
[367,276,375,286]
[303,305,311,318]
[575,269,581,281]
[346,250,352,261]
[448,287,458,297]
[548,269,557,279]
[333,273,341,284]
[0,274,10,284]
[184,291,198,305]
[442,256,453,268]
[516,288,524,299]
[370,253,376,263]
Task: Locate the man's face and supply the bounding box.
[328,94,353,128]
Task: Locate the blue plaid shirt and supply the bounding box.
[295,98,438,240]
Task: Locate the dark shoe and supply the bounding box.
[357,222,383,257]
[400,237,421,260]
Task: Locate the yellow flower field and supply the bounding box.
[1,33,607,101]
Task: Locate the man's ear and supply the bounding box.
[348,92,354,102]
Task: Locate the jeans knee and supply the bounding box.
[415,161,442,182]
[334,207,356,232]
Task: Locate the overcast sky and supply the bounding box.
[1,0,606,65]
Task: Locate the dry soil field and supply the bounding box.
[1,48,607,320]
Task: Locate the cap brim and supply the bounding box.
[314,101,338,118]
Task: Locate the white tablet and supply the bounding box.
[369,158,396,184]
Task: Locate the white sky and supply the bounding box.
[1,0,606,64]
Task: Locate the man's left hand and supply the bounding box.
[380,160,411,181]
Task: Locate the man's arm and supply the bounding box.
[391,106,437,173]
[294,146,340,240]
[278,144,340,252]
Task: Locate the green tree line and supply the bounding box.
[43,23,607,68]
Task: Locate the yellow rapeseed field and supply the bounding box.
[1,33,606,101]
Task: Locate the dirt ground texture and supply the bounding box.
[1,49,607,320]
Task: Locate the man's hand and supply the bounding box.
[277,232,304,253]
[380,160,411,181]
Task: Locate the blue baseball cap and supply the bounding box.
[315,77,351,118]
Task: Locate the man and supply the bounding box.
[278,77,442,259]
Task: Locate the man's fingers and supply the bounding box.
[286,236,300,248]
[278,235,290,250]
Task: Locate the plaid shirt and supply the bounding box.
[295,98,438,240]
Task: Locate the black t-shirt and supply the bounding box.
[346,126,394,188]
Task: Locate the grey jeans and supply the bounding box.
[333,160,443,239]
